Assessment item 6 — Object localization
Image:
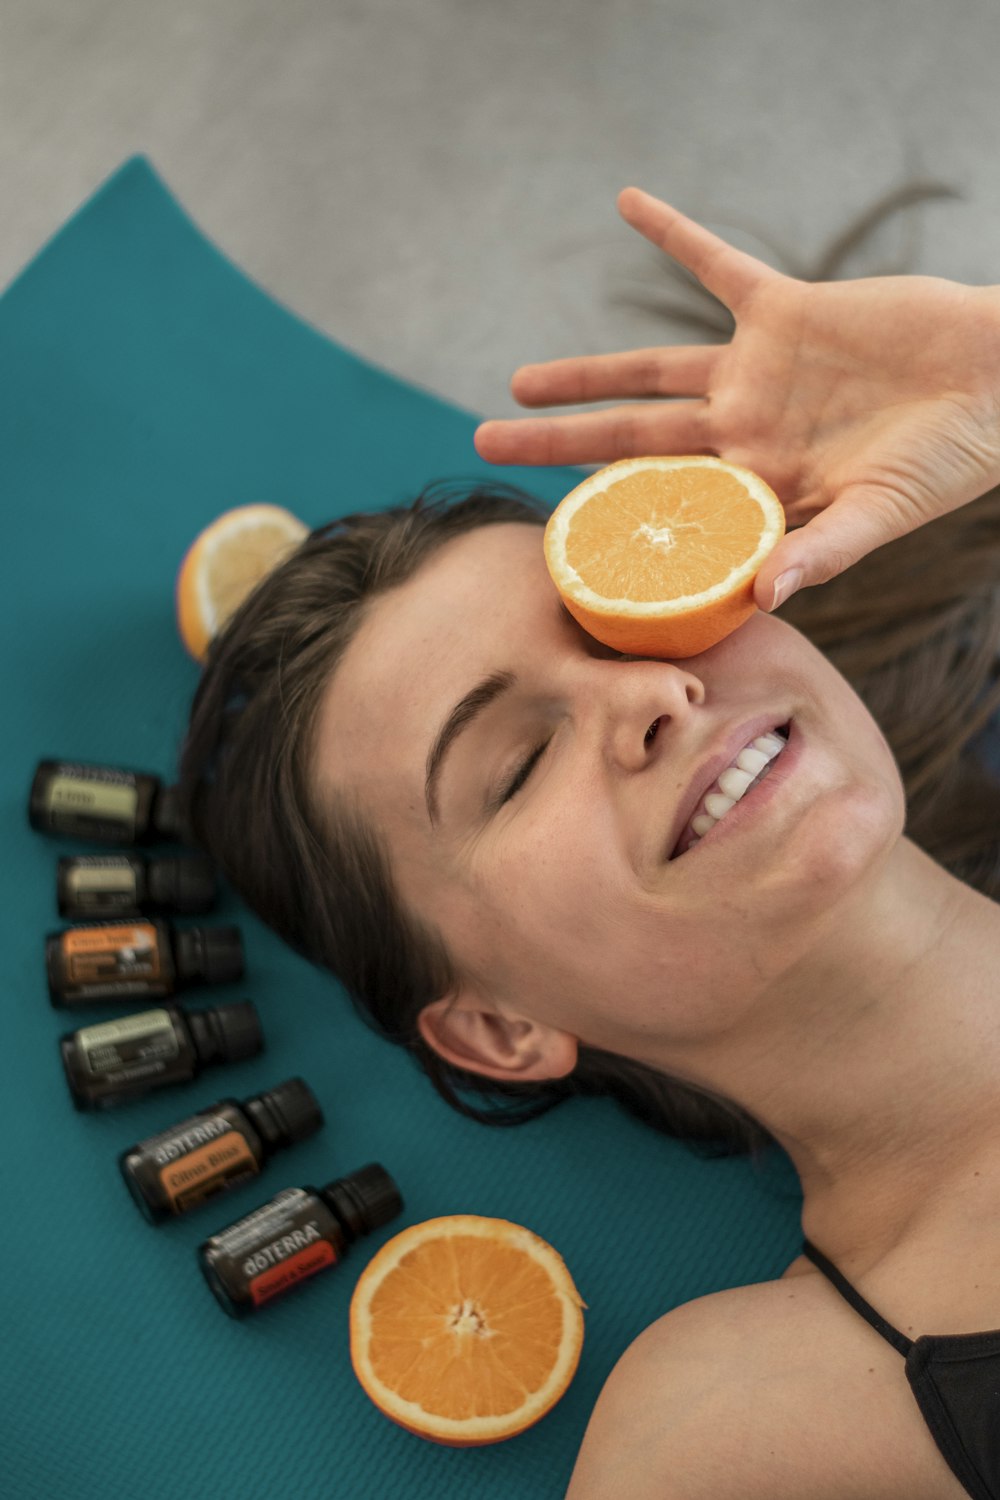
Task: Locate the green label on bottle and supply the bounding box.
[47,774,138,834]
[67,862,136,898]
[78,1009,178,1075]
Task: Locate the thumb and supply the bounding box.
[752,484,916,613]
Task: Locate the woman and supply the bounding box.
[179,189,1000,1499]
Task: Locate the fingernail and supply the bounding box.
[770,568,803,611]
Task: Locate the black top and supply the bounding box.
[803,1238,1000,1500]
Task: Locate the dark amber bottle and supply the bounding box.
[57,853,217,919]
[60,1000,263,1110]
[29,759,180,844]
[46,918,243,1007]
[119,1078,323,1223]
[198,1163,403,1317]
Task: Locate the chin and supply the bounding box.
[765,773,905,917]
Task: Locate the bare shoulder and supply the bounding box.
[564,1272,825,1500]
[564,1263,963,1500]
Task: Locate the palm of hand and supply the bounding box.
[715,274,1000,536]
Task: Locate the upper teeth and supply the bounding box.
[686,731,786,847]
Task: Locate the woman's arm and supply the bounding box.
[476,188,1000,613]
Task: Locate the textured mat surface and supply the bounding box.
[0,157,802,1500]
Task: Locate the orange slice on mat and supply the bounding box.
[176,503,308,661]
[349,1214,587,1446]
[544,456,785,658]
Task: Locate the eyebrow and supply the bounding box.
[424,669,517,825]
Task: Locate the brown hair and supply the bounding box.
[176,476,1000,1160]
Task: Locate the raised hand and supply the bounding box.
[475,188,1000,612]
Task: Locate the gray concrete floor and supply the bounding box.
[2,0,1000,421]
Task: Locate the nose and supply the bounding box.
[591,656,707,773]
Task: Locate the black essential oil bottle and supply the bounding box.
[46,918,244,1007]
[119,1078,324,1223]
[60,1000,263,1110]
[57,853,217,920]
[29,759,181,845]
[198,1163,403,1318]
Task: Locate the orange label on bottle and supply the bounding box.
[63,923,161,984]
[249,1241,337,1306]
[159,1130,259,1213]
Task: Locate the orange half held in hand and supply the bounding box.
[176,503,309,661]
[349,1214,587,1446]
[544,456,785,658]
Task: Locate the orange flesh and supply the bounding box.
[564,469,765,601]
[203,523,302,624]
[366,1236,565,1418]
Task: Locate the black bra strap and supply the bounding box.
[802,1239,914,1357]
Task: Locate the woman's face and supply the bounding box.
[313,522,905,1069]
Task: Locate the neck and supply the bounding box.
[662,838,1000,1262]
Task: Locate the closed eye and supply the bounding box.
[498,740,550,805]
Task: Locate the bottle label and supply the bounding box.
[249,1241,337,1306]
[62,923,163,992]
[78,1009,179,1076]
[144,1114,259,1214]
[65,858,139,913]
[45,769,139,839]
[205,1188,341,1308]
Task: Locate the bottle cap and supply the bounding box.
[189,1000,264,1067]
[147,856,218,915]
[174,925,244,986]
[152,784,182,841]
[322,1163,403,1240]
[245,1078,324,1150]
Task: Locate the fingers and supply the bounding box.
[618,187,782,314]
[474,402,711,467]
[753,482,917,613]
[510,345,722,408]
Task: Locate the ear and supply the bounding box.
[417,991,578,1082]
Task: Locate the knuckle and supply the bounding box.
[614,407,642,456]
[641,356,668,396]
[817,544,857,581]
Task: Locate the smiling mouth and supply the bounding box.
[668,721,792,860]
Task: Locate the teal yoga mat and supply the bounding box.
[0,157,802,1500]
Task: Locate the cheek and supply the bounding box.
[716,610,907,826]
[494,808,622,946]
[451,802,632,1008]
[479,810,714,1043]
